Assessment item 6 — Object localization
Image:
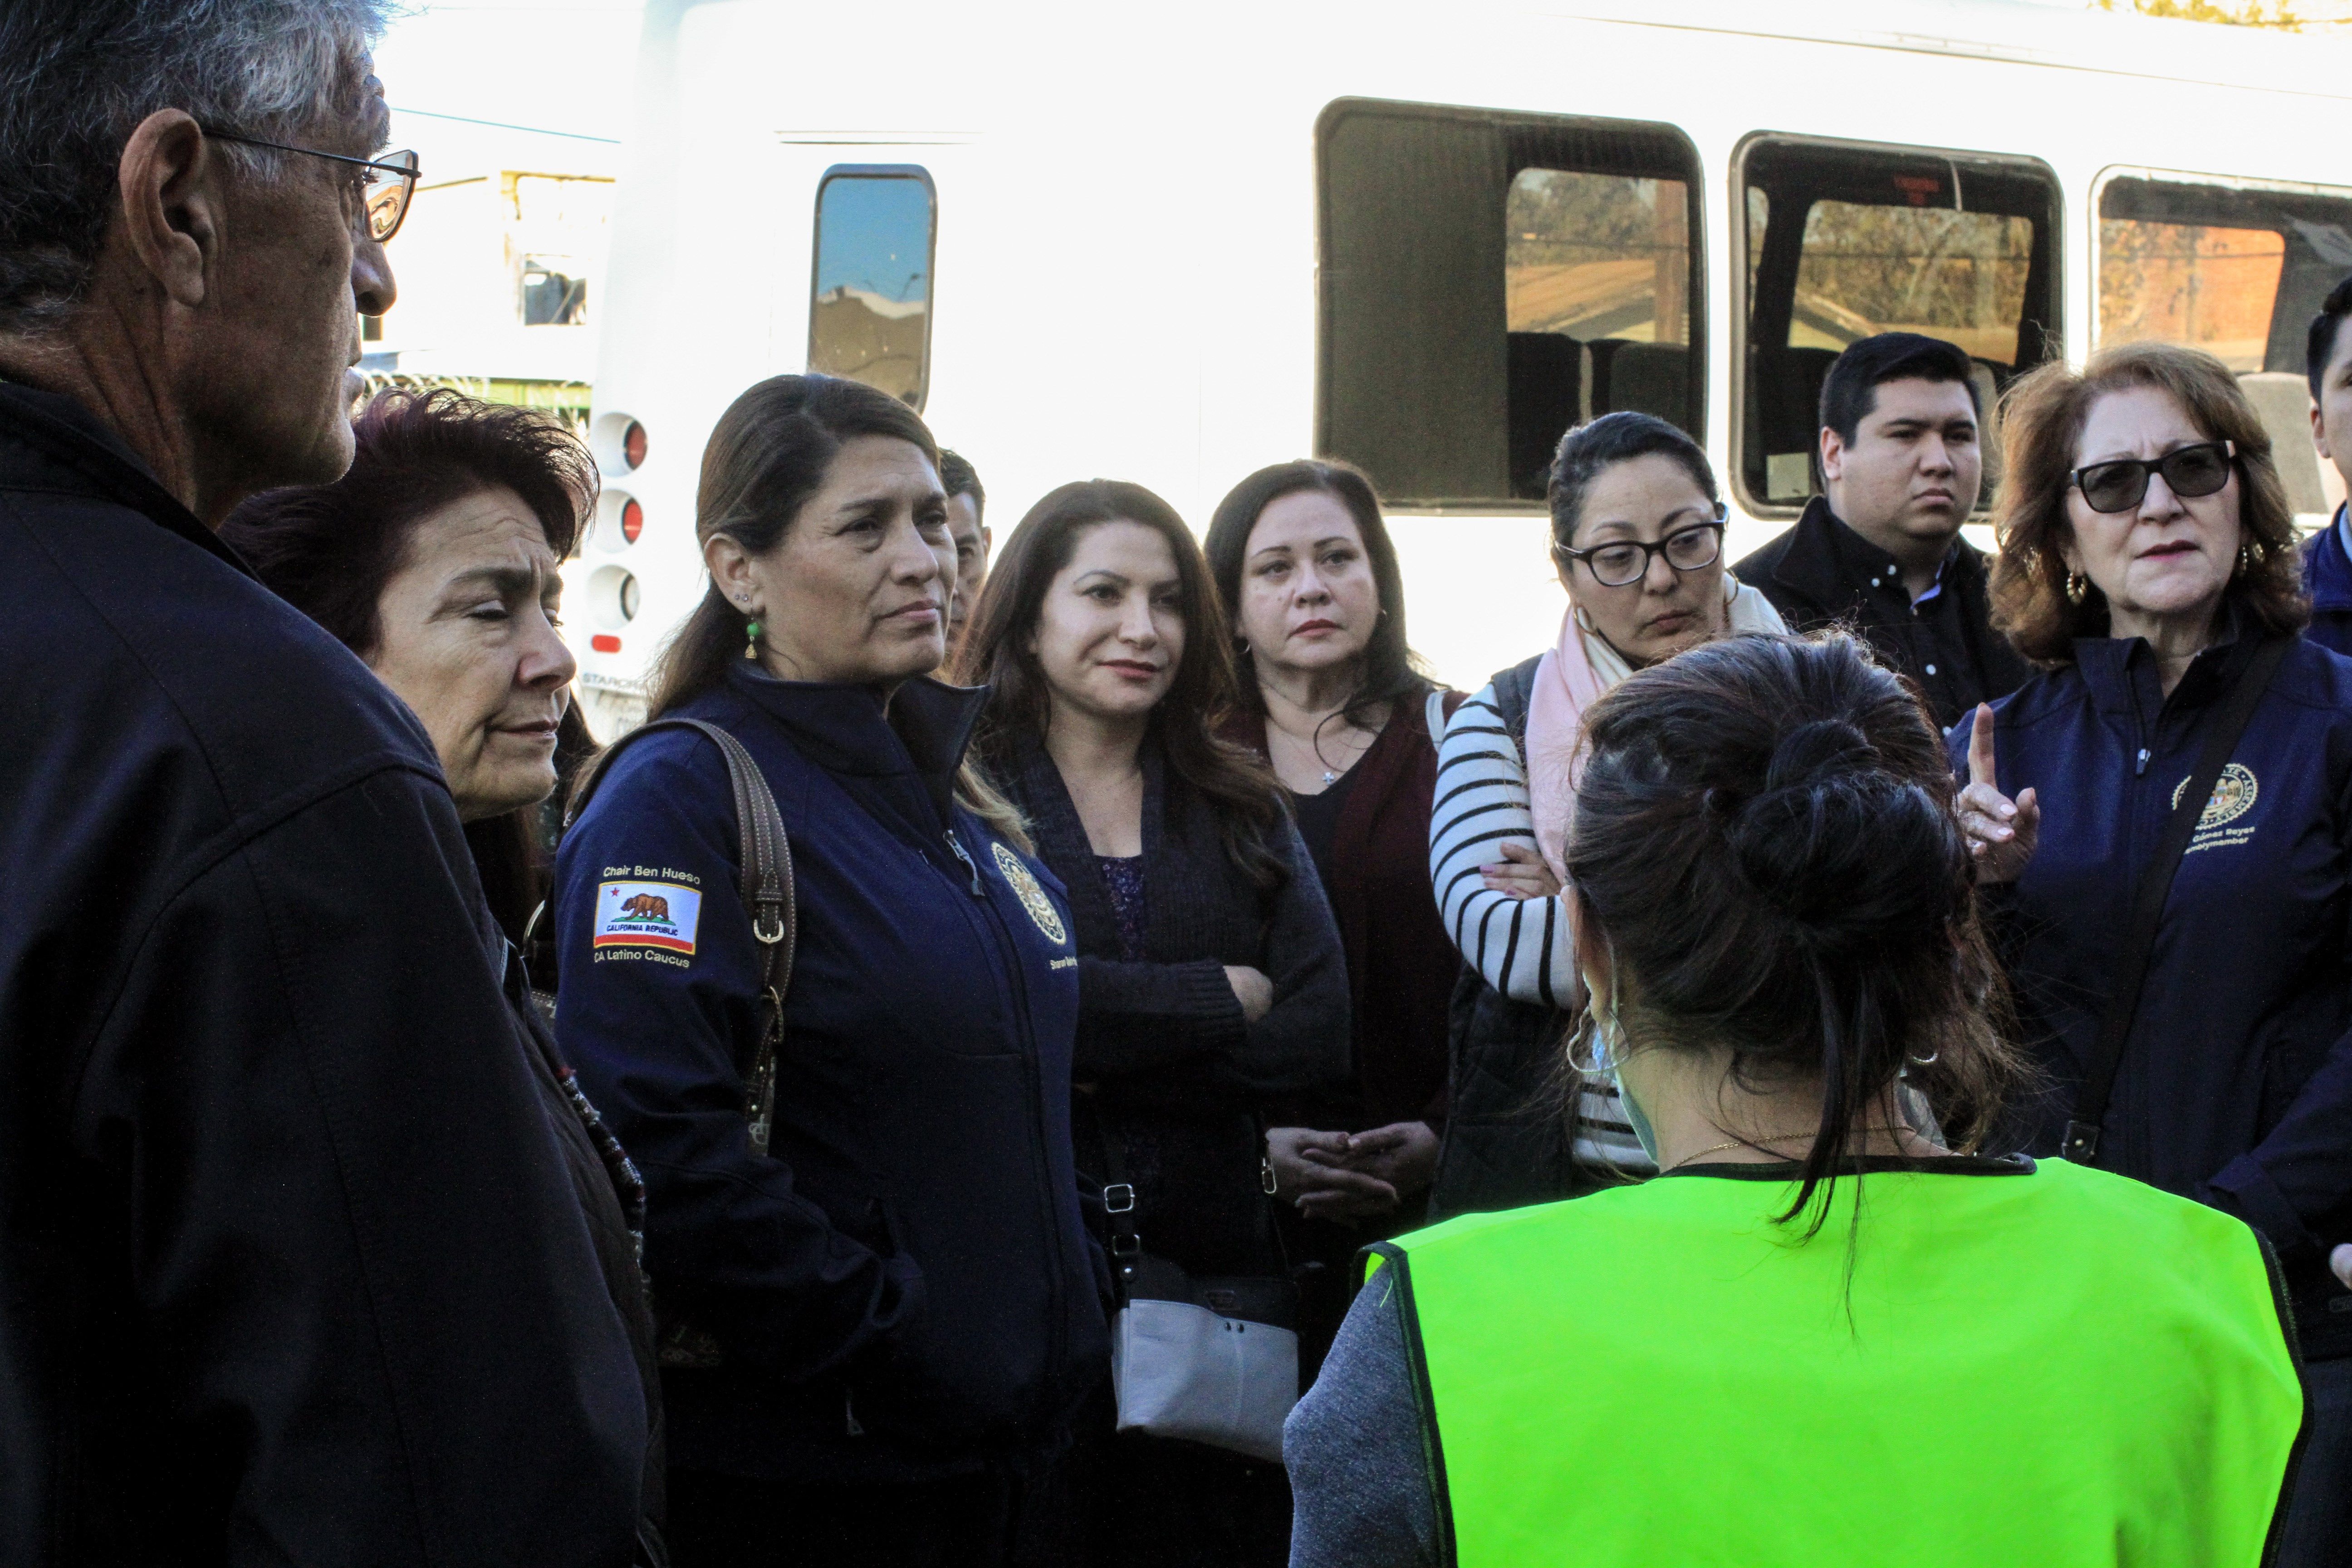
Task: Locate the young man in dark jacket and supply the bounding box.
[2303,274,2352,655]
[0,5,650,1562]
[1734,332,2030,729]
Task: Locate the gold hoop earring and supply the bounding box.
[2063,572,2087,605]
[1573,603,1597,634]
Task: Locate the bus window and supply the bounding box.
[2097,172,2352,375]
[1738,138,2059,513]
[1318,100,1703,506]
[1507,168,1692,497]
[808,167,935,410]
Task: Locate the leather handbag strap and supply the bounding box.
[568,717,797,1153]
[2062,636,2288,1164]
[1096,1118,1143,1284]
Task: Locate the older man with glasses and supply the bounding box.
[0,4,654,1564]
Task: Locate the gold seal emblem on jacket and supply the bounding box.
[991,841,1069,945]
[2173,761,2259,829]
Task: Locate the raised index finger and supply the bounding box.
[1967,703,1997,791]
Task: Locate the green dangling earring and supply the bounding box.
[744,617,763,660]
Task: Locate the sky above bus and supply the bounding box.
[372,0,2352,188]
[374,0,639,185]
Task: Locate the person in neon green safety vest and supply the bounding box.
[1285,632,2306,1568]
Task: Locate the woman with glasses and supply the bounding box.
[1425,412,1784,1220]
[1957,341,2352,1568]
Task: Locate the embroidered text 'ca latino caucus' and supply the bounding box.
[595,878,704,957]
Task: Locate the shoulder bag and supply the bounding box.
[567,717,798,1365]
[1099,1119,1299,1462]
[2061,637,2288,1164]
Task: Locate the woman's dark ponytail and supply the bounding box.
[1563,632,2024,1229]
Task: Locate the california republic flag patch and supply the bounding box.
[594,880,703,955]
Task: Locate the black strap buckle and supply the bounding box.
[2061,1120,2102,1163]
[1110,1232,1141,1258]
[1102,1182,1136,1214]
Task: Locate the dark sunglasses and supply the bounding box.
[2069,441,2235,514]
[201,128,421,243]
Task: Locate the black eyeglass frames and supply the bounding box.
[1555,509,1728,588]
[2070,441,2236,515]
[200,129,420,244]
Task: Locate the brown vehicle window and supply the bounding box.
[1318,99,1704,507]
[1737,138,2059,514]
[2097,175,2352,376]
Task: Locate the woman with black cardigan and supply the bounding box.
[958,479,1351,1568]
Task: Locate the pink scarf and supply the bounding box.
[1525,582,1788,879]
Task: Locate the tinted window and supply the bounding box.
[1740,140,2059,510]
[1319,101,1704,505]
[809,168,935,409]
[2098,175,2352,373]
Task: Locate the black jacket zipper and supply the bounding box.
[944,828,985,896]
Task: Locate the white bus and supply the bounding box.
[568,0,2352,734]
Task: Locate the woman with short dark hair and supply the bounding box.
[1203,460,1455,1365]
[555,374,1105,1568]
[958,479,1350,1568]
[226,386,596,939]
[223,386,663,1561]
[1289,632,2303,1567]
[1961,340,2352,1566]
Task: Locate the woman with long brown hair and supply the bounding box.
[958,480,1350,1568]
[556,375,1107,1568]
[1203,460,1456,1371]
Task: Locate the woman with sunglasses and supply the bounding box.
[1958,341,2352,1568]
[1426,413,1783,1219]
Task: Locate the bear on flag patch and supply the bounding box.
[595,880,703,955]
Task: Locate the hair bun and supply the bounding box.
[1730,715,1944,955]
[1764,717,1878,791]
[1559,633,2017,1182]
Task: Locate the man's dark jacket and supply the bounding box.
[0,385,649,1564]
[2302,506,2352,658]
[1736,497,2030,728]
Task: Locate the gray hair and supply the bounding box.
[0,0,392,334]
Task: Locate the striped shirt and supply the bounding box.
[1430,684,1654,1177]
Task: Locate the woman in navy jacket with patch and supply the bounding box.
[1955,343,2352,1568]
[556,377,1106,1568]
